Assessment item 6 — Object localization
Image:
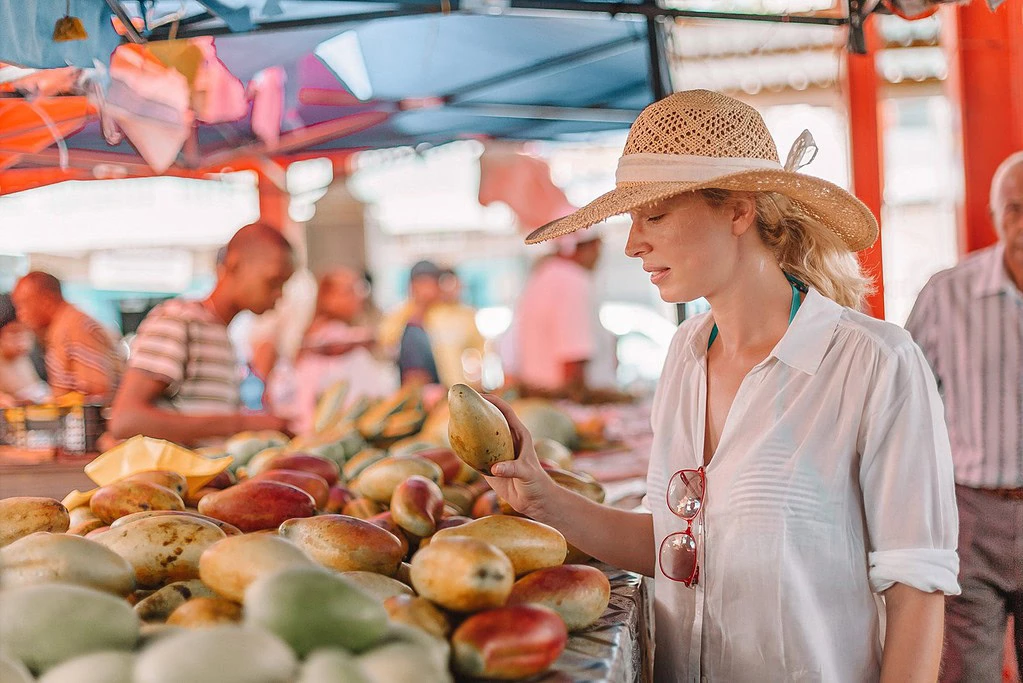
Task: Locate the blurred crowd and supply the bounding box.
[0,220,629,448]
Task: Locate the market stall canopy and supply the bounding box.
[1,0,674,179]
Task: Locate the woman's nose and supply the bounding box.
[624,223,648,259]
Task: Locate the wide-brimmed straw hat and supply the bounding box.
[525,90,878,252]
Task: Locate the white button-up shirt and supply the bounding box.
[645,288,960,683]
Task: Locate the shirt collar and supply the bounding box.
[974,244,1014,299]
[685,288,842,376]
[771,288,843,375]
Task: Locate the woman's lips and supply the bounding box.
[649,268,670,285]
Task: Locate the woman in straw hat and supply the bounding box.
[482,90,958,682]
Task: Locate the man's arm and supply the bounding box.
[904,281,942,391]
[108,369,286,446]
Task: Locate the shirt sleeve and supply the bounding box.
[549,269,596,364]
[129,310,188,390]
[858,339,959,596]
[904,279,942,393]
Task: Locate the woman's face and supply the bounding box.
[321,275,367,322]
[625,191,751,303]
[0,321,33,360]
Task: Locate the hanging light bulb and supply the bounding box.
[53,0,89,42]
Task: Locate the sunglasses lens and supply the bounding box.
[659,532,698,582]
[666,469,704,519]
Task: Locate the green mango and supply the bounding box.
[341,449,387,483]
[244,567,389,656]
[305,431,366,466]
[38,651,134,683]
[0,583,139,673]
[0,654,33,683]
[376,623,451,674]
[510,398,579,448]
[296,649,368,683]
[224,433,288,471]
[134,625,295,683]
[358,641,452,683]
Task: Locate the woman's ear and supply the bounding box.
[730,193,757,237]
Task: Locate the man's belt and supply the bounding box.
[979,487,1023,501]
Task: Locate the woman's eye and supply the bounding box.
[647,214,665,223]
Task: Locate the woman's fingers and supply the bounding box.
[483,393,534,456]
[488,457,533,479]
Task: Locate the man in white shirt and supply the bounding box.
[511,227,618,399]
[906,151,1023,682]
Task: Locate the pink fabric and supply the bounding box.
[106,46,192,173]
[478,147,576,231]
[191,38,247,124]
[249,66,285,147]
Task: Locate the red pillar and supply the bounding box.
[944,0,1023,254]
[258,171,291,232]
[844,19,886,319]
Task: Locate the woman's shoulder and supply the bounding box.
[658,311,713,376]
[672,311,712,348]
[831,303,921,368]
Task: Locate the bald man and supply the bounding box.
[12,271,120,401]
[109,223,294,445]
[906,151,1023,682]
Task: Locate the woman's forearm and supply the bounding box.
[880,583,945,683]
[532,484,655,577]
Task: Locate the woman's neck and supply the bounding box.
[705,259,795,357]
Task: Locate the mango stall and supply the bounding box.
[0,383,653,682]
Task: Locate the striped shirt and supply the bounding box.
[129,299,240,414]
[44,303,121,400]
[906,245,1023,489]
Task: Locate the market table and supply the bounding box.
[0,401,658,682]
[535,400,654,682]
[538,564,653,683]
[0,448,95,499]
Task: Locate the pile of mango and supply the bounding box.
[0,387,613,683]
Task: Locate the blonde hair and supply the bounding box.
[700,189,873,311]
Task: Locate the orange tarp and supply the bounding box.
[0,97,94,171]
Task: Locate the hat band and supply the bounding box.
[615,153,782,184]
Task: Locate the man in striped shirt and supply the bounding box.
[12,272,121,402]
[906,151,1023,682]
[109,223,293,446]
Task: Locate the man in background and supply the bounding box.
[907,151,1023,682]
[379,260,443,385]
[12,271,120,402]
[511,227,619,400]
[427,268,486,387]
[109,223,293,446]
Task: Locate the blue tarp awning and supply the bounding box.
[0,1,844,170]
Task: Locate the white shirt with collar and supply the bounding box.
[646,287,959,683]
[906,244,1023,489]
